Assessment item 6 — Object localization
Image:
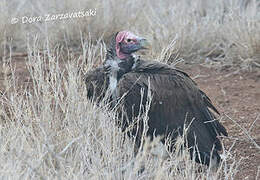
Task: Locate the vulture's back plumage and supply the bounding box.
[84,31,227,167]
[117,59,227,165]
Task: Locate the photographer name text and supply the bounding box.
[11,9,96,24]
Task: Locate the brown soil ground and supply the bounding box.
[0,56,259,179]
[181,63,260,180]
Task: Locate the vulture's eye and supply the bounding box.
[127,39,132,43]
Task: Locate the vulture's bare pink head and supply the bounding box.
[115,31,148,59]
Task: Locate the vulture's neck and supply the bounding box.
[104,50,139,105]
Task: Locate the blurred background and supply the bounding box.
[1,0,260,68]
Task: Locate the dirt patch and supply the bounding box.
[1,56,260,179]
[181,64,260,180]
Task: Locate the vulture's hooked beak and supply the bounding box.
[138,38,150,50]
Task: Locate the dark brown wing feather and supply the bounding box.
[84,66,109,102]
[117,60,227,165]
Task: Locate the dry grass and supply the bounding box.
[0,34,242,179]
[1,0,260,66]
[0,43,240,179]
[0,0,259,179]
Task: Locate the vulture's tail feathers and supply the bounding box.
[199,89,220,115]
[199,89,228,137]
[200,107,227,151]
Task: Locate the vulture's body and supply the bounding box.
[84,31,227,167]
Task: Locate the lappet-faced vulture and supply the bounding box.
[84,31,228,167]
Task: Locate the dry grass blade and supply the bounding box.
[225,114,260,151]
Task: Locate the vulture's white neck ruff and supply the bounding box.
[105,58,121,104]
[105,55,139,105]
